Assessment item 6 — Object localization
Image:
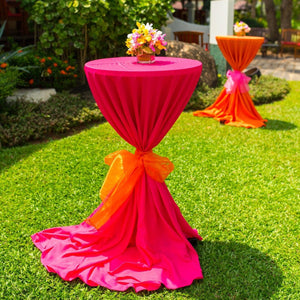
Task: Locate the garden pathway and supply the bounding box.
[248,53,300,81]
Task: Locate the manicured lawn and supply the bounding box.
[0,82,299,299]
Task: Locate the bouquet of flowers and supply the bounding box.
[234,21,251,36]
[126,22,167,60]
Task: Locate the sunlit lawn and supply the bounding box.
[0,82,299,299]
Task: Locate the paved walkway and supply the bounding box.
[248,53,300,81]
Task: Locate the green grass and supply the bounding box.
[0,82,299,299]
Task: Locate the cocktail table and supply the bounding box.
[194,36,267,128]
[32,57,203,292]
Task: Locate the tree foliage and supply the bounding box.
[28,0,173,81]
[238,0,299,42]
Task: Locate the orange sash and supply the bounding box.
[86,149,174,229]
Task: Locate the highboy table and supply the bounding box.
[194,36,267,128]
[32,57,203,292]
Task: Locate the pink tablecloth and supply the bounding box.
[32,57,203,292]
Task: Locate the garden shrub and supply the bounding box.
[0,93,104,148]
[185,75,290,111]
[0,21,33,108]
[186,82,222,111]
[234,11,267,28]
[250,76,290,105]
[29,0,173,80]
[0,67,19,110]
[10,52,78,91]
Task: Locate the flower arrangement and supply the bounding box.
[234,21,251,36]
[126,22,167,63]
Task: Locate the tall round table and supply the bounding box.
[31,57,203,292]
[194,36,267,128]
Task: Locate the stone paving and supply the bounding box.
[248,52,300,81]
[7,88,56,103]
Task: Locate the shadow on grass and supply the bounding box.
[0,142,46,174]
[0,121,103,174]
[262,119,297,131]
[135,240,283,299]
[60,240,283,300]
[187,240,283,299]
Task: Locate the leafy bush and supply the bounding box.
[0,93,104,148]
[0,21,33,108]
[0,67,19,110]
[10,52,78,91]
[186,82,223,111]
[234,11,267,28]
[185,75,290,111]
[29,0,173,80]
[250,76,290,105]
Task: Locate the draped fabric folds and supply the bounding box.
[86,149,175,229]
[31,57,203,292]
[193,36,267,128]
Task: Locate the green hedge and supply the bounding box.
[0,93,105,148]
[185,75,290,111]
[0,75,290,148]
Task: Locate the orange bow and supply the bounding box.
[86,149,174,229]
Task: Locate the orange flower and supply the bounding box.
[47,57,52,60]
[29,79,34,85]
[0,63,8,68]
[53,63,58,67]
[63,60,68,64]
[40,58,46,63]
[66,66,72,71]
[47,68,52,74]
[18,50,23,53]
[73,74,78,78]
[60,70,67,75]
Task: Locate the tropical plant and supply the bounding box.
[10,53,78,91]
[0,21,33,109]
[0,21,32,68]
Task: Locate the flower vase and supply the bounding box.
[136,48,155,64]
[236,31,246,37]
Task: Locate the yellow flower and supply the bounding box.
[138,36,146,44]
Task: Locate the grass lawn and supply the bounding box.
[0,82,299,299]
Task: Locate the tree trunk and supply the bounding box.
[280,0,293,29]
[251,0,257,18]
[263,0,279,42]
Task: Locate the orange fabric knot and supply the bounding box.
[86,149,174,229]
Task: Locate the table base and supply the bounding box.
[194,88,267,128]
[31,174,203,292]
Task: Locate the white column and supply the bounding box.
[210,0,234,44]
[209,0,234,74]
